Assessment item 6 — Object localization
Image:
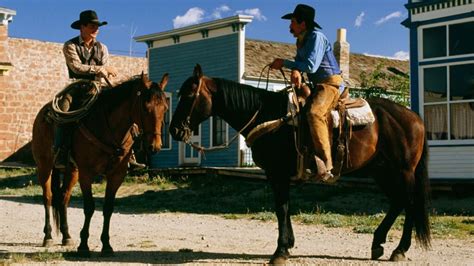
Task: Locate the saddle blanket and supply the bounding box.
[331,99,375,128]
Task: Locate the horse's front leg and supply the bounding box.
[270,176,294,264]
[38,166,54,247]
[100,166,127,256]
[77,174,95,256]
[59,167,79,246]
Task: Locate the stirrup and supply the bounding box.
[128,160,146,171]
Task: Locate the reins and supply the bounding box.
[183,76,260,158]
[184,109,260,158]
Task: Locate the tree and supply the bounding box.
[351,63,410,107]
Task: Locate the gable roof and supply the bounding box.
[244,39,409,89]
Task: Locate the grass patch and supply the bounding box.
[1,251,64,264]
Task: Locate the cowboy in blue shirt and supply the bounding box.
[271,4,343,183]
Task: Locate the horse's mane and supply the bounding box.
[97,76,165,111]
[213,78,288,123]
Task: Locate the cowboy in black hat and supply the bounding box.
[54,10,144,170]
[270,4,344,183]
[64,10,116,81]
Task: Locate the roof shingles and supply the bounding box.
[244,39,409,89]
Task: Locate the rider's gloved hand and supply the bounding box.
[290,69,302,88]
[270,58,284,70]
[98,66,118,78]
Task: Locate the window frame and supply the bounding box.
[210,115,228,147]
[418,18,474,62]
[420,60,474,145]
[161,92,172,150]
[418,17,474,145]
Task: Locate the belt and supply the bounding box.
[319,74,343,87]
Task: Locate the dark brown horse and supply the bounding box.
[170,65,431,263]
[32,73,169,255]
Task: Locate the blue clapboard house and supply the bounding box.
[135,16,254,168]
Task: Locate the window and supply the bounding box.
[422,26,446,58]
[421,19,474,142]
[211,116,226,147]
[422,21,474,59]
[161,93,172,149]
[423,63,474,141]
[449,21,474,56]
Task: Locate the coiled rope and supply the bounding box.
[49,80,101,124]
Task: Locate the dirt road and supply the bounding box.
[0,197,473,265]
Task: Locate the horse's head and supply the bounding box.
[133,73,169,154]
[170,64,215,142]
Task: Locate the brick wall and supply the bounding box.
[0,37,147,161]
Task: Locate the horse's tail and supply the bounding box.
[413,136,431,249]
[51,168,62,234]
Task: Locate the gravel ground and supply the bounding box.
[0,197,473,265]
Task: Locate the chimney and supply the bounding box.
[333,28,350,84]
[0,7,16,76]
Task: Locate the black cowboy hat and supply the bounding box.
[282,4,322,29]
[71,10,107,29]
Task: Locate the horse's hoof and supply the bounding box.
[270,250,289,265]
[101,247,114,257]
[62,238,75,247]
[389,250,406,261]
[371,246,384,260]
[77,246,91,257]
[269,256,287,265]
[42,238,54,247]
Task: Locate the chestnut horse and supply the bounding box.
[32,74,169,255]
[170,65,431,263]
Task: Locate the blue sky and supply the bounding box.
[1,0,410,59]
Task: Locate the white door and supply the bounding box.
[180,125,201,165]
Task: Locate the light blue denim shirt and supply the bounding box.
[283,29,341,89]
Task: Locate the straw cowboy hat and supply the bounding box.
[71,10,107,29]
[281,4,322,29]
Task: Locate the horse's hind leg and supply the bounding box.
[77,174,95,256]
[389,169,417,261]
[389,205,414,261]
[100,169,126,256]
[371,203,403,260]
[38,166,54,247]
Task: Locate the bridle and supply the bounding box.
[181,76,260,156]
[130,81,168,145]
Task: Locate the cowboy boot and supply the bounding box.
[128,150,146,171]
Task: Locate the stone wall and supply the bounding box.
[333,28,350,85]
[0,36,147,161]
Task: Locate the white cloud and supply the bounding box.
[173,7,205,28]
[212,5,231,19]
[354,12,365,28]
[362,52,409,61]
[375,11,402,25]
[236,8,267,21]
[393,51,409,60]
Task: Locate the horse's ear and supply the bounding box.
[193,64,203,79]
[141,71,153,89]
[159,73,169,91]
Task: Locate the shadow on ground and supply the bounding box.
[0,249,375,264]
